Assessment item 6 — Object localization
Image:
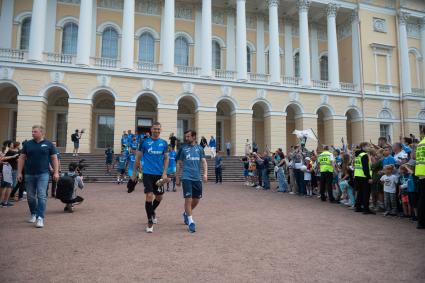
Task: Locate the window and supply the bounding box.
[62,22,78,55]
[175,36,189,66]
[294,52,300,77]
[55,113,68,147]
[247,46,252,73]
[139,32,155,63]
[379,123,391,139]
[212,41,221,69]
[101,27,118,59]
[177,119,188,141]
[420,124,425,139]
[320,55,328,81]
[20,17,31,50]
[97,115,115,148]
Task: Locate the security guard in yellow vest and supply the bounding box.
[318,146,335,202]
[354,142,375,214]
[415,137,425,229]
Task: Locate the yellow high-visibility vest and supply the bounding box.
[415,137,425,177]
[354,152,369,178]
[318,151,333,173]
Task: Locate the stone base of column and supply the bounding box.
[65,103,92,153]
[16,100,47,143]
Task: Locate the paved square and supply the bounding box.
[1,182,424,282]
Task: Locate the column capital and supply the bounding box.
[297,0,310,13]
[326,2,338,18]
[267,0,279,8]
[350,9,359,24]
[398,11,409,25]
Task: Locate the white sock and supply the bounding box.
[188,215,194,225]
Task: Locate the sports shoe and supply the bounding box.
[188,222,196,233]
[145,226,153,233]
[36,217,44,228]
[28,214,36,223]
[152,212,158,224]
[6,202,14,207]
[182,212,189,225]
[289,192,296,195]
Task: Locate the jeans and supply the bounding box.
[25,173,49,219]
[277,168,288,192]
[294,169,306,195]
[262,168,270,190]
[384,192,397,214]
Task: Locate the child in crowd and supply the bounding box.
[105,146,114,175]
[115,150,128,184]
[406,163,418,221]
[248,154,257,187]
[339,153,355,207]
[399,165,411,217]
[304,157,312,197]
[242,156,249,186]
[167,145,177,192]
[380,165,398,216]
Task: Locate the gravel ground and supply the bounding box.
[1,182,424,283]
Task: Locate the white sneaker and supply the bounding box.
[145,226,153,233]
[289,192,296,195]
[35,217,44,228]
[152,217,158,224]
[28,214,36,223]
[255,185,262,190]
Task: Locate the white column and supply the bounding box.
[236,0,247,81]
[121,0,135,69]
[201,0,212,77]
[284,18,294,77]
[268,0,281,84]
[28,0,47,62]
[162,0,175,73]
[45,0,57,53]
[0,0,14,49]
[420,17,425,89]
[76,0,94,66]
[398,11,412,94]
[226,8,236,71]
[194,6,202,68]
[351,10,361,89]
[310,25,319,80]
[91,0,97,57]
[298,0,311,86]
[256,14,265,74]
[327,2,339,89]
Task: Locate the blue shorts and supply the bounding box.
[243,169,249,177]
[182,180,202,199]
[73,142,79,149]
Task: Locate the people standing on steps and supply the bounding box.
[71,129,82,157]
[225,141,231,157]
[209,136,216,159]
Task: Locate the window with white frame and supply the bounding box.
[62,22,78,55]
[175,36,189,66]
[320,55,328,81]
[247,46,252,73]
[20,17,31,50]
[212,40,221,69]
[294,52,300,77]
[101,27,118,59]
[97,115,115,148]
[379,123,391,139]
[139,32,155,63]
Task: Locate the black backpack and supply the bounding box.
[71,134,77,142]
[56,173,76,203]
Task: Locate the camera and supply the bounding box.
[76,159,88,176]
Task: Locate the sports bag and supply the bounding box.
[56,173,76,203]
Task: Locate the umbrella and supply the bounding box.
[292,129,318,141]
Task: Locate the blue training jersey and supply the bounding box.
[139,137,168,175]
[177,143,205,181]
[168,150,177,170]
[127,154,136,177]
[116,155,127,170]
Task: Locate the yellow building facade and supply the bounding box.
[0,0,424,155]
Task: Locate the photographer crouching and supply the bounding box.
[56,162,84,213]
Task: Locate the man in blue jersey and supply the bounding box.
[130,122,169,233]
[176,130,208,233]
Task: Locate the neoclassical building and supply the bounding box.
[0,0,424,155]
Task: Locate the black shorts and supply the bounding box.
[408,192,418,208]
[182,180,202,199]
[143,174,164,195]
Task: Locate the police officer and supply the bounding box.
[354,142,375,214]
[318,146,335,202]
[415,137,425,229]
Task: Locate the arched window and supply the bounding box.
[247,46,252,73]
[294,52,300,77]
[101,27,118,59]
[320,55,328,81]
[139,32,155,63]
[175,36,189,66]
[20,17,31,50]
[62,22,78,55]
[212,40,221,69]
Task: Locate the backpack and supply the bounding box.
[71,134,77,142]
[56,173,76,203]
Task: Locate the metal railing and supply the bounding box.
[282,76,301,86]
[137,61,160,72]
[214,69,236,80]
[312,79,330,89]
[0,48,26,61]
[176,65,200,76]
[340,82,356,91]
[376,84,392,93]
[249,73,269,82]
[93,57,119,68]
[45,52,75,64]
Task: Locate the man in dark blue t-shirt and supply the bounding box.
[17,125,59,228]
[130,122,169,233]
[176,130,208,233]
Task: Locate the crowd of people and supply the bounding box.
[239,136,425,229]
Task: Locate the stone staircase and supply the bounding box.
[60,154,247,183]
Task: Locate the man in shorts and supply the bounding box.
[131,122,169,233]
[176,130,208,233]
